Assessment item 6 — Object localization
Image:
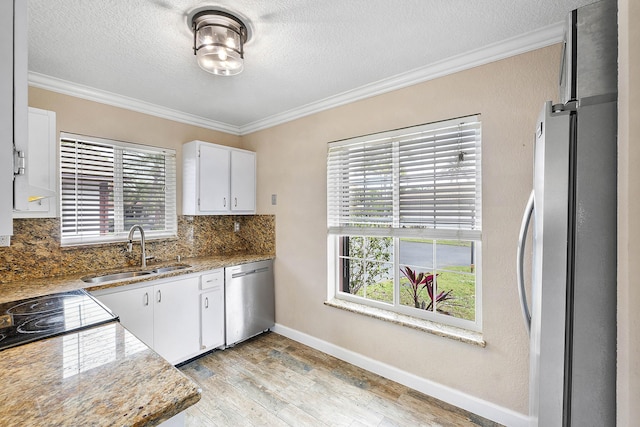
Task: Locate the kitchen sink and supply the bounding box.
[82,270,153,284]
[151,264,191,274]
[81,264,192,284]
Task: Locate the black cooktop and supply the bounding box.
[0,289,118,351]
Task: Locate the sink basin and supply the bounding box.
[82,270,153,284]
[152,264,191,274]
[82,264,192,284]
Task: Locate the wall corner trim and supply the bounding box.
[27,72,242,135]
[239,22,564,134]
[272,323,530,427]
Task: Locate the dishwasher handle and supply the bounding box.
[231,266,270,279]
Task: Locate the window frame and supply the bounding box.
[59,132,177,247]
[327,116,482,332]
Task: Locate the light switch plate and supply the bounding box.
[271,194,277,205]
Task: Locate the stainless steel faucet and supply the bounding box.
[127,224,151,268]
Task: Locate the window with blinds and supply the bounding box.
[327,116,481,240]
[60,133,177,246]
[327,116,482,331]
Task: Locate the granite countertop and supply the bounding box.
[0,253,274,304]
[0,323,200,426]
[0,253,273,426]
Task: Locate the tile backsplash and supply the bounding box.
[0,215,275,283]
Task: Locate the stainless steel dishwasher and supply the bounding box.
[225,259,274,346]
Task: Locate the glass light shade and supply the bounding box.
[192,11,246,76]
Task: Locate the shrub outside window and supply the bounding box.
[327,116,482,331]
[60,133,177,246]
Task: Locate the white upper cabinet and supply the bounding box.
[1,0,28,240]
[198,142,230,212]
[14,108,57,218]
[183,140,256,215]
[230,149,256,212]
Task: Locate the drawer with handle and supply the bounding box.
[200,269,224,290]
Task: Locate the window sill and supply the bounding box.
[324,299,485,348]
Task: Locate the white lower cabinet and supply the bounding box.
[94,269,230,365]
[94,276,201,365]
[200,270,225,351]
[97,286,154,348]
[153,277,201,364]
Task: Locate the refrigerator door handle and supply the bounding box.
[517,189,534,334]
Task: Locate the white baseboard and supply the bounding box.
[272,323,529,427]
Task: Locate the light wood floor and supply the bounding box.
[179,332,500,427]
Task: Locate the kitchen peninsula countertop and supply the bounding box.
[0,322,200,426]
[0,253,273,426]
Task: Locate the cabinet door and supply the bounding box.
[198,143,230,213]
[96,287,154,348]
[230,149,256,212]
[201,286,224,351]
[153,277,200,364]
[0,0,25,238]
[14,108,57,217]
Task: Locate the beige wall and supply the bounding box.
[243,45,561,413]
[28,87,242,214]
[617,0,639,424]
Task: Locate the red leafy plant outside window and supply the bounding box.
[400,266,454,312]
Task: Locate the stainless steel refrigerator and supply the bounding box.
[516,1,617,425]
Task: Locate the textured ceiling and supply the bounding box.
[27,0,594,134]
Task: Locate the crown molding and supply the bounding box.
[239,21,564,135]
[27,72,242,135]
[28,22,564,137]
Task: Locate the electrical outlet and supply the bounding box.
[234,221,240,233]
[271,194,277,205]
[0,235,10,247]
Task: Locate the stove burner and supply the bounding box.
[7,294,72,316]
[17,313,65,334]
[0,289,118,351]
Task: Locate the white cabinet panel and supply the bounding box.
[1,0,27,239]
[199,269,225,351]
[198,143,230,212]
[14,107,57,217]
[95,287,154,348]
[231,149,256,212]
[200,286,224,351]
[153,277,200,364]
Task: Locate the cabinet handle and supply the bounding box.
[205,297,209,309]
[157,290,162,303]
[234,197,238,207]
[223,197,226,207]
[144,292,149,306]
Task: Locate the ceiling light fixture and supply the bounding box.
[191,10,248,76]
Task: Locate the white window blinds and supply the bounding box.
[327,116,481,239]
[60,133,177,246]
